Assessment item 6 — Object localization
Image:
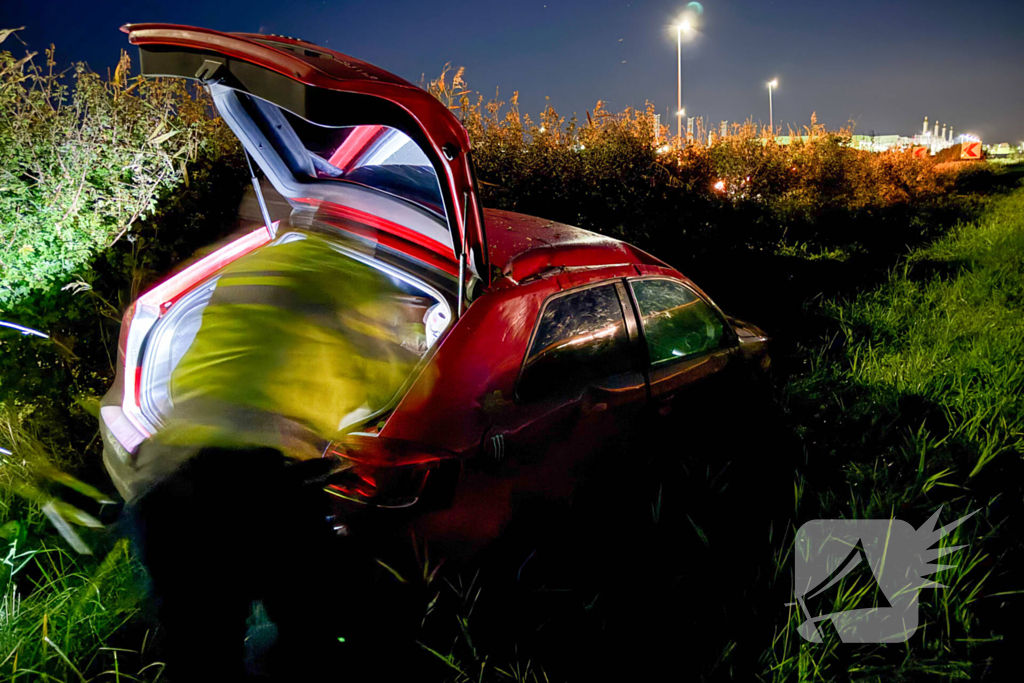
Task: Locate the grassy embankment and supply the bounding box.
[760,169,1024,680]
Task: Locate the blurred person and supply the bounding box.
[123,230,430,681]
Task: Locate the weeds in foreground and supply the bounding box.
[0,410,162,681]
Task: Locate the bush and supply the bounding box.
[0,39,237,314]
[427,67,959,264]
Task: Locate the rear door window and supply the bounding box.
[518,284,633,402]
[630,279,727,364]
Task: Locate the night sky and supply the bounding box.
[3,0,1022,141]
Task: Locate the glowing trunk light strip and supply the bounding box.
[133,366,144,408]
[120,223,278,439]
[138,224,277,308]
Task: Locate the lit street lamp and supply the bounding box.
[767,79,778,134]
[676,19,693,143]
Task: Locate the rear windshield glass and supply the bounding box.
[243,94,445,217]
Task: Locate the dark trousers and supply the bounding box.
[126,446,391,682]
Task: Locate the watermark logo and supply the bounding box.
[791,507,977,643]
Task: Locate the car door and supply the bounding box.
[481,280,648,503]
[625,277,738,413]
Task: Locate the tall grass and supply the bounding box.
[766,178,1024,680]
[407,173,1024,683]
[0,410,162,681]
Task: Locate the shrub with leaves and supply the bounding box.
[0,35,234,313]
[0,31,245,444]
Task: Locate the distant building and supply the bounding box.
[851,134,911,152]
[767,115,970,154]
[985,142,1013,158]
[772,135,810,145]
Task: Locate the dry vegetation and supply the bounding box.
[427,64,983,264]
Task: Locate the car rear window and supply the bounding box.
[243,94,445,217]
[518,284,633,402]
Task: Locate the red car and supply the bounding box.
[99,24,769,558]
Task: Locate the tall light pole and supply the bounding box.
[677,20,692,144]
[767,79,778,134]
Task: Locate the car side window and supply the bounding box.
[630,279,726,365]
[518,284,633,402]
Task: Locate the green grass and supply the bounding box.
[792,182,1024,485]
[0,414,161,682]
[765,179,1024,680]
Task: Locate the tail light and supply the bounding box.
[326,459,434,508]
[118,224,277,439]
[324,437,459,509]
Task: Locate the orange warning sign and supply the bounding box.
[912,146,929,158]
[961,141,982,160]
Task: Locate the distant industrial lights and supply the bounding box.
[767,78,778,88]
[677,108,686,117]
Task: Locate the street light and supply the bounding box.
[676,19,693,143]
[767,79,778,134]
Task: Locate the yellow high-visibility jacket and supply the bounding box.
[130,232,426,495]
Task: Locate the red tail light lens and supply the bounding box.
[137,224,276,311]
[324,437,453,509]
[325,455,434,508]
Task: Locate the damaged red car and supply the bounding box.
[99,24,770,558]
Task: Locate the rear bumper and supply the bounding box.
[99,413,140,502]
[99,382,148,501]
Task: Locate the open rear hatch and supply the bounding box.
[122,23,488,282]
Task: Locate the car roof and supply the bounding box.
[483,209,669,284]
